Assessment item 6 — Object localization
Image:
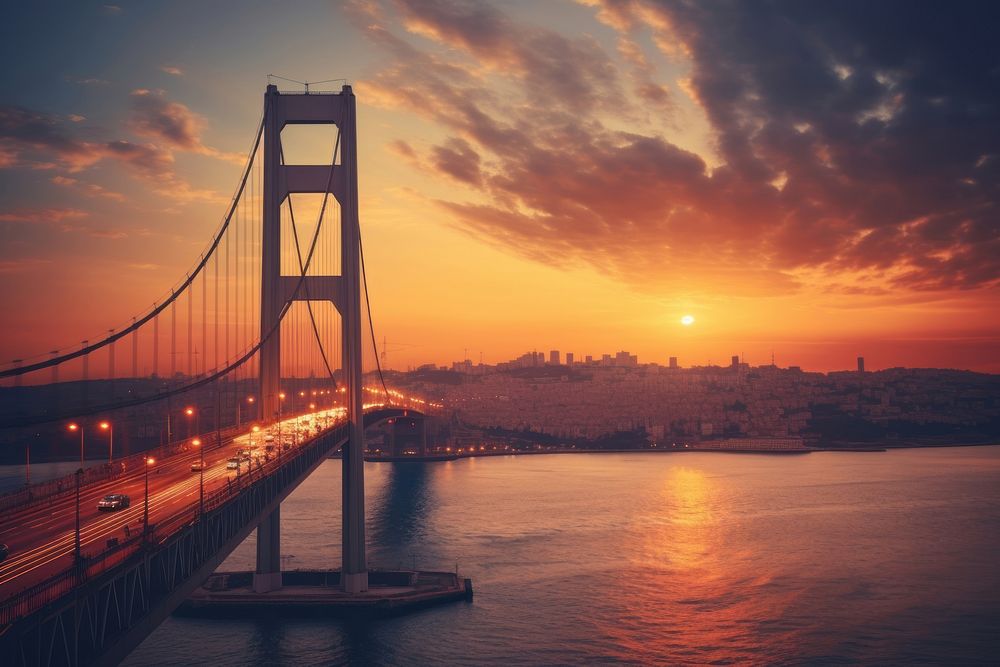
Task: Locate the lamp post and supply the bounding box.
[74,468,82,564]
[192,438,204,515]
[68,422,84,467]
[238,396,255,428]
[99,421,113,464]
[144,457,154,539]
[251,426,260,479]
[184,406,195,439]
[278,392,286,459]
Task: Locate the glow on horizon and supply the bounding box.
[0,2,997,375]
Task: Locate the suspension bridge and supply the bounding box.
[0,84,446,665]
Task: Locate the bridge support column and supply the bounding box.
[253,83,283,596]
[341,87,368,594]
[253,506,282,593]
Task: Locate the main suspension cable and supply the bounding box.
[0,112,266,379]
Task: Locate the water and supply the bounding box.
[107,447,1000,664]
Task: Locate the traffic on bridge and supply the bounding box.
[0,407,343,599]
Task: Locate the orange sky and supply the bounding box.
[1,1,998,375]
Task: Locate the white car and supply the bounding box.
[97,494,130,511]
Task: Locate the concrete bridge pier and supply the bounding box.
[253,507,282,593]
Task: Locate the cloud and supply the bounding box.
[0,207,89,224]
[0,206,129,239]
[66,76,110,86]
[354,0,1000,295]
[160,66,184,76]
[0,102,227,203]
[0,105,106,171]
[129,89,243,163]
[50,175,125,201]
[0,258,52,274]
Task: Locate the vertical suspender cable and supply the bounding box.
[202,263,207,376]
[214,251,219,373]
[131,317,138,378]
[153,311,159,378]
[171,298,176,380]
[188,279,193,377]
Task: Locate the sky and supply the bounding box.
[1,0,999,373]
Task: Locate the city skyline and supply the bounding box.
[1,1,998,375]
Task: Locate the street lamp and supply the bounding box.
[278,392,286,456]
[185,406,195,439]
[192,438,204,515]
[68,422,84,467]
[74,467,83,564]
[144,457,155,538]
[238,396,255,427]
[99,421,113,464]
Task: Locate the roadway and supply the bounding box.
[0,408,346,601]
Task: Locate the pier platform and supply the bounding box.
[177,569,472,618]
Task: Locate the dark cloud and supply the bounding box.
[361,0,1000,294]
[129,89,241,162]
[0,98,228,203]
[0,105,104,171]
[430,138,482,186]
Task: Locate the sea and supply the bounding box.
[9,446,1000,664]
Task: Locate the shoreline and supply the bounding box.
[365,440,999,462]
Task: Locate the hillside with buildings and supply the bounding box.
[391,353,1000,449]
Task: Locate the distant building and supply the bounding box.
[731,355,740,368]
[566,352,574,366]
[614,351,638,366]
[549,350,560,365]
[669,356,678,369]
[585,355,593,364]
[857,356,865,373]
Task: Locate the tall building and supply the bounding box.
[566,352,574,366]
[585,355,593,364]
[731,355,740,368]
[857,356,865,373]
[549,350,560,365]
[669,356,678,369]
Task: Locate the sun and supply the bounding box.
[681,315,695,326]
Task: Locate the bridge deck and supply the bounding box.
[0,406,421,667]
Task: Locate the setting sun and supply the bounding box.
[681,315,695,326]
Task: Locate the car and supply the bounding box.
[190,461,205,472]
[0,543,9,563]
[226,457,241,470]
[97,494,130,511]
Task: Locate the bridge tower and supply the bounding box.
[258,84,368,593]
